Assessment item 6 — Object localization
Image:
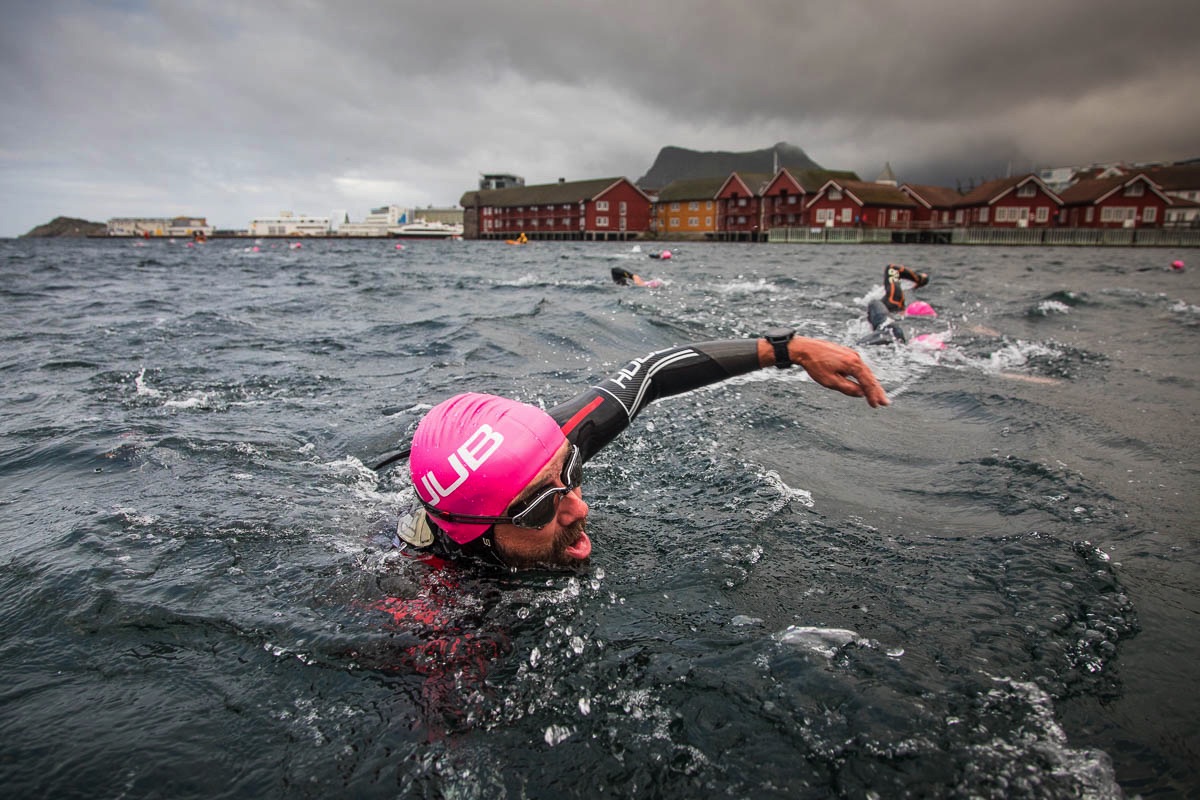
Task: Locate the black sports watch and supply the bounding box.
[764,327,795,369]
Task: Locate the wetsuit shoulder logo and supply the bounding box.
[418,424,504,505]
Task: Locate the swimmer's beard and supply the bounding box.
[496,518,592,572]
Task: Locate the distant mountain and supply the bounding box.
[637,142,821,190]
[22,216,106,238]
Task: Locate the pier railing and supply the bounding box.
[768,226,1200,247]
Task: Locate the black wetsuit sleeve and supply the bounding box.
[611,267,634,285]
[546,340,762,462]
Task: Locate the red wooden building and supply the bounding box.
[805,178,918,228]
[458,177,652,240]
[715,172,772,241]
[898,183,963,227]
[953,175,1063,227]
[1058,173,1174,228]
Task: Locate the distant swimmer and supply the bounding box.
[611,266,662,288]
[649,249,673,260]
[859,264,932,346]
[882,263,929,312]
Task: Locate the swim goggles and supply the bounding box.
[422,445,583,530]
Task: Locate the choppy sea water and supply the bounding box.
[1,237,1197,799]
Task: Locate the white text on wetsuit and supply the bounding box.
[608,356,648,389]
[419,424,504,505]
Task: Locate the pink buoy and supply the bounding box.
[395,243,405,250]
[905,300,936,317]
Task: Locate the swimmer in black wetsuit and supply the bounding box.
[611,266,648,286]
[882,263,929,312]
[386,331,889,571]
[860,264,931,346]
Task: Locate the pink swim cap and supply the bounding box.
[409,393,566,543]
[905,301,937,317]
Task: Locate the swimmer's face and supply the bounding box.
[491,441,592,569]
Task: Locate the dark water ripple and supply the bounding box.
[1,237,1198,798]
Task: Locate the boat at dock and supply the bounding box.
[388,220,463,240]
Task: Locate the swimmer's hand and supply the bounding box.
[790,337,890,408]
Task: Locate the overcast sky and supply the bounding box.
[2,0,1198,237]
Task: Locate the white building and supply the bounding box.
[337,205,408,237]
[247,211,331,237]
[107,216,214,237]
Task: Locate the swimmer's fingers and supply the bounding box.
[792,338,891,408]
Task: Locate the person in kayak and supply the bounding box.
[392,330,889,571]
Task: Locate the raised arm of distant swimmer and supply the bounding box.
[757,336,890,408]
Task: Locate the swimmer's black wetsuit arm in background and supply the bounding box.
[546,340,762,461]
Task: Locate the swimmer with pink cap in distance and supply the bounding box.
[391,329,889,571]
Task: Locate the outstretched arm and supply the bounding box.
[550,336,888,460]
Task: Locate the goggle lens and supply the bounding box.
[507,445,583,528]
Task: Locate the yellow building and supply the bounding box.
[652,177,726,239]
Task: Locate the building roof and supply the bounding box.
[790,168,860,192]
[719,172,774,197]
[1142,164,1200,191]
[460,177,641,208]
[956,174,1062,206]
[655,176,728,202]
[900,183,963,209]
[1058,173,1173,206]
[818,179,917,208]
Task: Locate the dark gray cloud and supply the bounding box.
[2,0,1197,235]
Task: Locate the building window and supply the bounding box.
[1086,207,1094,223]
[1017,183,1036,198]
[1035,206,1049,223]
[1144,207,1157,223]
[816,209,831,223]
[788,195,797,204]
[670,202,680,211]
[1124,183,1144,197]
[979,207,989,223]
[1100,207,1118,222]
[597,201,609,211]
[669,217,680,228]
[829,189,842,201]
[619,201,627,214]
[688,201,699,211]
[688,217,699,227]
[705,216,712,226]
[706,201,713,210]
[596,216,609,227]
[841,208,852,223]
[737,198,747,207]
